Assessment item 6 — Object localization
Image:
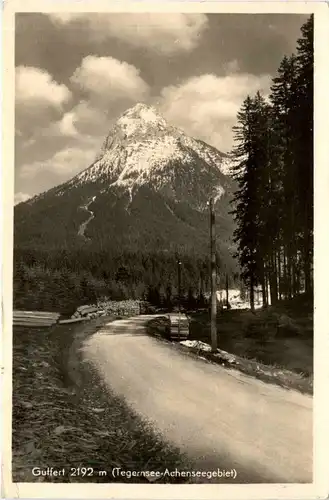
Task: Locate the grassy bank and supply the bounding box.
[12,318,190,483]
[191,305,312,371]
[147,297,313,395]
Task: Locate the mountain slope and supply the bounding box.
[14,103,237,263]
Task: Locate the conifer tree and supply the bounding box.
[231,16,313,306]
[231,91,275,308]
[294,15,314,296]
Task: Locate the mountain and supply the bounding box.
[14,103,237,265]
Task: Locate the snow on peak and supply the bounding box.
[70,102,231,199]
[116,103,167,138]
[123,103,164,122]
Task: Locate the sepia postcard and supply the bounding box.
[2,1,329,499]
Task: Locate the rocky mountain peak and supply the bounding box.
[117,103,167,135]
[97,103,169,157]
[15,104,236,259]
[61,102,235,211]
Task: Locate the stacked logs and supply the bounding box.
[60,300,145,324]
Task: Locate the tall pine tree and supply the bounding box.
[231,16,313,305]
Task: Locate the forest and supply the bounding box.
[13,246,241,314]
[231,16,313,310]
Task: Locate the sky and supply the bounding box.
[14,12,308,203]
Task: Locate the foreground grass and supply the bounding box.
[147,297,313,395]
[12,318,190,483]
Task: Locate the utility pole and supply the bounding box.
[177,259,182,336]
[209,198,218,352]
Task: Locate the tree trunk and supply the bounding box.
[261,260,267,308]
[292,254,297,296]
[282,246,286,300]
[277,247,282,301]
[269,252,278,305]
[286,243,293,299]
[250,274,255,312]
[304,229,312,297]
[295,259,301,296]
[261,278,267,308]
[265,269,270,306]
[225,273,229,308]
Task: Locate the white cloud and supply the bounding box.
[15,67,72,136]
[48,13,80,23]
[70,56,149,105]
[25,101,109,141]
[43,112,79,138]
[14,192,31,205]
[57,112,78,137]
[158,72,272,152]
[16,66,71,110]
[67,101,111,136]
[21,137,37,148]
[48,13,208,54]
[20,146,97,179]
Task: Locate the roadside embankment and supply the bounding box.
[12,317,190,483]
[147,302,313,396]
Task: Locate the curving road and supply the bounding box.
[81,315,312,484]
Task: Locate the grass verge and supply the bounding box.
[12,317,190,483]
[147,304,313,396]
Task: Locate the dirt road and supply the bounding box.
[82,315,312,484]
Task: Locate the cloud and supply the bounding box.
[15,66,72,135]
[20,146,97,180]
[48,13,208,54]
[20,101,108,144]
[158,73,272,152]
[57,112,78,137]
[70,56,150,106]
[66,101,112,136]
[16,66,71,110]
[14,192,31,205]
[17,57,144,147]
[42,112,79,138]
[47,13,79,23]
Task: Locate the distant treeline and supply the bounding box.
[13,247,240,314]
[231,16,313,309]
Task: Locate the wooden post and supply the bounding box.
[177,259,182,336]
[225,273,229,309]
[209,198,217,352]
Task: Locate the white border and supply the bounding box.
[2,2,329,499]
